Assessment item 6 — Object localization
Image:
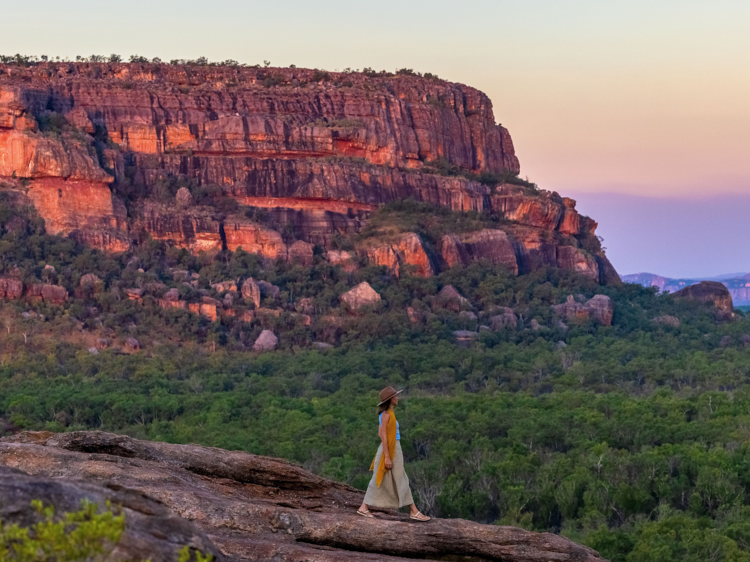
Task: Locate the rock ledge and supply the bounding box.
[0,431,604,562]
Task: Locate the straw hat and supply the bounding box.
[377,386,403,406]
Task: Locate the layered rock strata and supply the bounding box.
[0,431,604,562]
[0,62,617,283]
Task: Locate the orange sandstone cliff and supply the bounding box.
[0,62,617,283]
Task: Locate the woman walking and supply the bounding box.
[357,386,431,521]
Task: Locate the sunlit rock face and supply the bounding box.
[0,62,616,283]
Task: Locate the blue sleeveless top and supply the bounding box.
[379,411,400,440]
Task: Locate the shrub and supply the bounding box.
[36,114,70,137]
[0,499,125,561]
[362,67,394,78]
[311,70,331,83]
[262,74,284,88]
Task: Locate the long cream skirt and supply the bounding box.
[363,441,414,508]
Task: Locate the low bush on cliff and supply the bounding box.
[358,199,504,243]
[0,500,125,561]
[421,157,537,190]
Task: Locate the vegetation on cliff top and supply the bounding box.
[0,54,441,84]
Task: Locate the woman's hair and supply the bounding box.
[377,399,392,415]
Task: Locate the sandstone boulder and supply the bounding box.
[557,246,599,281]
[327,250,358,273]
[340,282,381,311]
[552,295,613,326]
[258,280,281,300]
[0,277,23,299]
[124,288,143,302]
[253,330,278,351]
[491,313,517,330]
[79,273,102,288]
[175,187,194,208]
[288,240,315,266]
[27,283,68,305]
[363,233,434,278]
[162,288,180,302]
[242,277,262,308]
[490,185,564,231]
[211,280,238,293]
[653,315,681,328]
[224,216,288,260]
[552,295,589,322]
[584,295,614,326]
[125,338,140,351]
[438,229,518,275]
[296,297,314,315]
[453,330,479,347]
[189,300,219,322]
[437,285,470,312]
[673,281,734,314]
[159,299,188,311]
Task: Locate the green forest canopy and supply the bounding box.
[3,199,750,561]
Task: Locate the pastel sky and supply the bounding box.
[2,0,749,276]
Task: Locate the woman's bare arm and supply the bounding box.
[379,411,393,470]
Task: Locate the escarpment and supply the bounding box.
[0,62,617,283]
[0,431,605,562]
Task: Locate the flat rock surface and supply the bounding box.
[0,466,221,562]
[0,431,605,562]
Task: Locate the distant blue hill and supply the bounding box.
[622,272,750,305]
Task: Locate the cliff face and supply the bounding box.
[0,62,617,283]
[0,431,605,562]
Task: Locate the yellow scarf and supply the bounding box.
[369,408,397,487]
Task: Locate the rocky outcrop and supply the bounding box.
[552,294,614,326]
[437,285,470,312]
[0,431,604,562]
[584,295,614,326]
[253,329,278,351]
[653,315,681,327]
[673,281,734,314]
[557,246,599,281]
[362,233,434,277]
[438,229,518,274]
[26,283,68,305]
[0,62,617,284]
[491,312,518,330]
[241,277,262,308]
[0,277,23,299]
[0,466,222,562]
[340,282,381,310]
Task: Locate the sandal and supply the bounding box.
[410,511,431,522]
[357,509,375,518]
